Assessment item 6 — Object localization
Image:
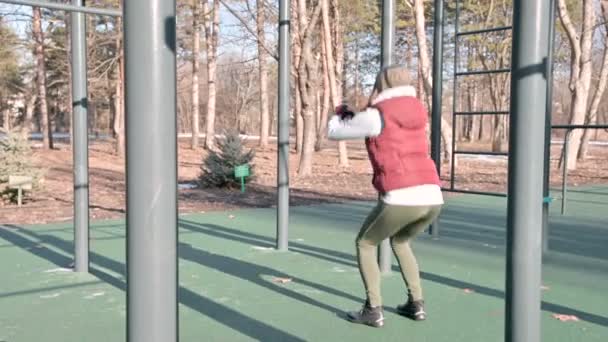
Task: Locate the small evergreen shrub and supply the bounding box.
[0,128,44,204]
[199,130,255,189]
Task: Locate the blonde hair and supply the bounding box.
[368,64,411,105]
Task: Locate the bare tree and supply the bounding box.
[192,0,202,149]
[33,6,53,149]
[329,0,349,166]
[257,0,271,148]
[2,108,8,131]
[557,0,596,170]
[318,0,349,165]
[204,0,220,150]
[224,63,257,131]
[296,0,323,176]
[291,0,304,153]
[410,0,452,163]
[113,16,125,157]
[316,29,331,151]
[579,0,608,159]
[320,0,340,151]
[65,13,73,149]
[479,40,510,152]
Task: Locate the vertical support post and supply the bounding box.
[429,0,444,238]
[277,0,290,251]
[542,0,557,253]
[72,0,89,273]
[450,0,460,190]
[378,0,395,274]
[561,129,571,215]
[125,1,178,341]
[505,1,551,341]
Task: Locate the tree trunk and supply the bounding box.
[114,60,125,157]
[578,0,608,160]
[113,79,124,157]
[413,0,432,95]
[417,64,426,103]
[316,35,331,152]
[111,17,125,157]
[328,0,348,167]
[65,13,74,149]
[471,84,479,141]
[191,0,201,149]
[467,83,473,141]
[257,0,270,148]
[204,0,220,150]
[33,7,52,149]
[412,0,451,164]
[292,0,303,154]
[354,39,360,107]
[478,116,484,141]
[491,116,503,151]
[296,0,322,176]
[23,93,37,134]
[558,0,595,170]
[321,0,341,157]
[2,108,9,131]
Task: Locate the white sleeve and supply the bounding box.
[327,107,382,141]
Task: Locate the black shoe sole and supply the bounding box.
[396,310,426,321]
[346,314,385,328]
[347,317,385,328]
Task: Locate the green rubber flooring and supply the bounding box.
[1,186,607,341]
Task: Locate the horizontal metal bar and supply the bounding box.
[442,188,507,197]
[454,110,509,116]
[0,0,121,16]
[453,150,509,156]
[456,25,513,37]
[456,68,511,76]
[551,124,608,130]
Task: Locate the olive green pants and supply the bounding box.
[356,202,442,307]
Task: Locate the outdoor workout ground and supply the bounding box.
[1,187,607,342]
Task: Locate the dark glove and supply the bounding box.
[335,104,355,120]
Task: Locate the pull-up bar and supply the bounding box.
[1,0,121,16]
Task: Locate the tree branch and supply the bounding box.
[217,0,278,61]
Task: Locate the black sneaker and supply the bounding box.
[346,300,385,327]
[396,296,426,321]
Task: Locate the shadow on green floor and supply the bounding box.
[1,212,607,329]
[0,225,305,341]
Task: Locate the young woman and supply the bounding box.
[328,64,443,327]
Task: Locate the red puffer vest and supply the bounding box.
[365,96,441,194]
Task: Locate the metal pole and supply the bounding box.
[561,129,571,215]
[1,0,121,16]
[125,0,178,341]
[276,0,290,252]
[542,0,557,253]
[71,0,88,273]
[429,0,444,238]
[450,0,460,190]
[378,0,394,275]
[505,1,551,341]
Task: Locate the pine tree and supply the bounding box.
[199,130,255,188]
